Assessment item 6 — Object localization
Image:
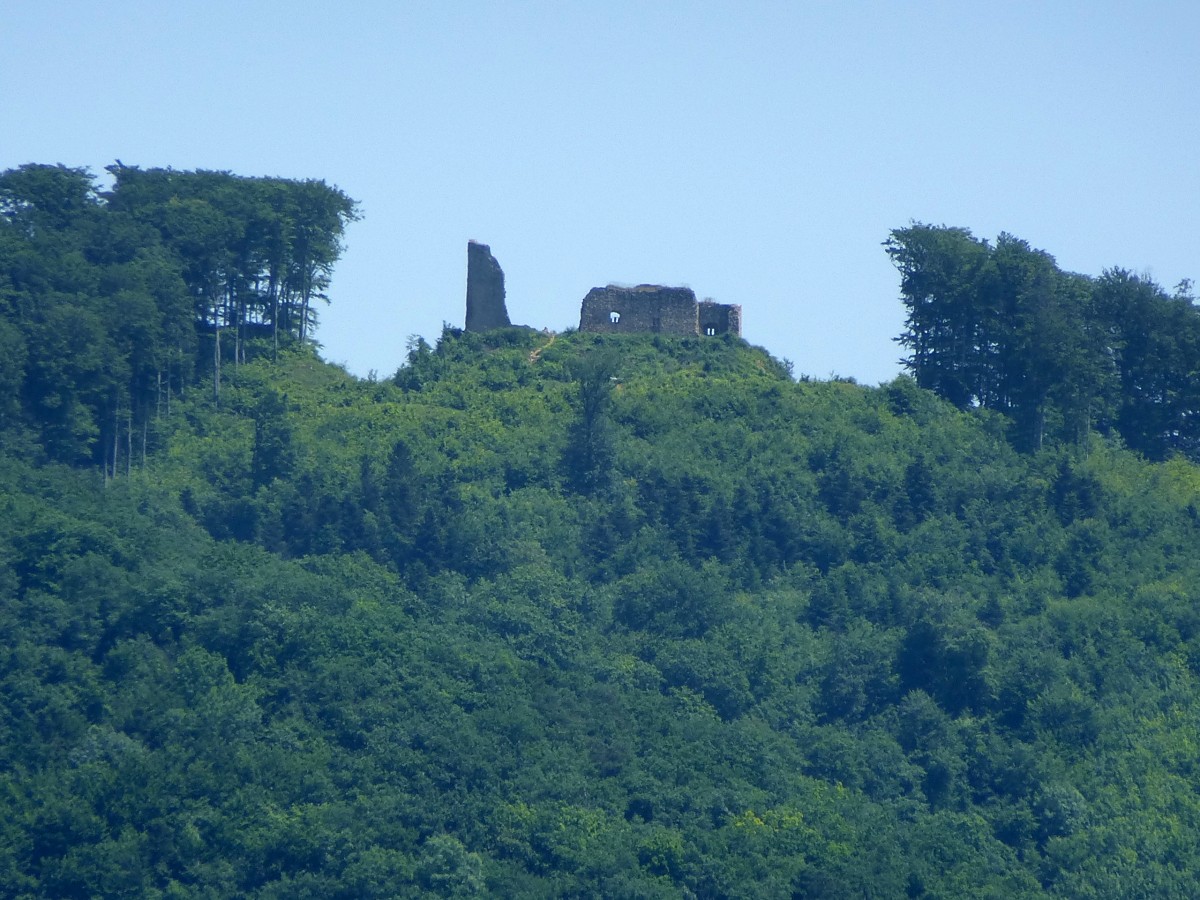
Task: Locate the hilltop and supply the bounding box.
[4,163,1200,896]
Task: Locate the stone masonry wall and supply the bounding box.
[580,285,698,335]
[464,241,511,331]
[461,244,742,338]
[579,284,741,337]
[698,300,742,337]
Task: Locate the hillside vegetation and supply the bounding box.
[4,165,1200,897]
[889,223,1200,458]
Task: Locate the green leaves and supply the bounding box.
[0,163,97,233]
[887,224,1199,457]
[563,348,619,495]
[0,162,358,470]
[9,196,1200,895]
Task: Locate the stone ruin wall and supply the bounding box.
[462,242,743,338]
[698,300,742,337]
[579,285,742,337]
[464,241,511,331]
[579,285,699,335]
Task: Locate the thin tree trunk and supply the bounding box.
[213,326,221,404]
[300,266,311,344]
[111,406,119,482]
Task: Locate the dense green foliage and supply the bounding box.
[888,223,1198,457]
[0,162,356,471]
[6,173,1200,896]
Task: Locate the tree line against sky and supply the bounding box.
[0,163,356,474]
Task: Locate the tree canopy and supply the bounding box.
[887,222,1198,457]
[0,162,357,469]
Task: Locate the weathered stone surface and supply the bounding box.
[465,241,510,331]
[699,299,742,337]
[579,284,741,337]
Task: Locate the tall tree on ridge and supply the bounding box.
[886,223,994,410]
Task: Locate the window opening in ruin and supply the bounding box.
[704,325,717,336]
[610,311,620,324]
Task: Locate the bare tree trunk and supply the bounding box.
[234,294,242,367]
[126,410,133,478]
[213,326,221,404]
[111,406,119,483]
[300,266,311,344]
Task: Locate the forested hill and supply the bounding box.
[5,168,1200,896]
[5,325,1200,897]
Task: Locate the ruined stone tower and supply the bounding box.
[464,241,511,331]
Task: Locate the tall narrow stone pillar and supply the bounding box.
[465,241,510,331]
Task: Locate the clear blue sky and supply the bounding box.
[4,1,1196,383]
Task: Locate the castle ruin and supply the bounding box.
[462,242,742,337]
[464,241,511,331]
[579,285,741,337]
